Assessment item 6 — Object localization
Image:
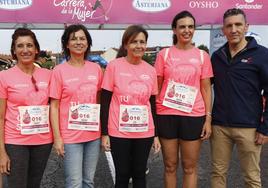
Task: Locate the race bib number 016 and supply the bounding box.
[18,105,49,135]
[68,103,100,131]
[119,105,149,132]
[163,81,198,113]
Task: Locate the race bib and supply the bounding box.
[119,105,149,132]
[18,105,49,135]
[68,103,100,131]
[163,81,198,113]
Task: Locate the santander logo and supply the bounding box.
[0,0,32,10]
[236,0,263,9]
[133,0,171,13]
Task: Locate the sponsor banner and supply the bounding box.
[210,29,226,55]
[209,29,261,54]
[0,0,267,24]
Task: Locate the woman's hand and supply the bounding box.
[53,137,65,157]
[101,135,111,151]
[201,120,212,140]
[152,137,161,153]
[0,151,10,175]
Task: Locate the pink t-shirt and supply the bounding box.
[154,46,213,116]
[50,61,103,144]
[102,57,158,139]
[0,66,53,145]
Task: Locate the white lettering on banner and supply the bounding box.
[0,0,32,10]
[189,1,219,9]
[54,0,104,22]
[72,6,95,21]
[235,0,263,10]
[235,3,263,9]
[245,0,254,3]
[133,0,171,12]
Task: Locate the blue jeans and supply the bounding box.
[64,139,100,188]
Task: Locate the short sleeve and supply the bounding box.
[101,61,115,92]
[49,67,63,99]
[201,50,214,79]
[154,49,166,77]
[0,72,8,99]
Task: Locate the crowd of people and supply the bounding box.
[0,7,268,188]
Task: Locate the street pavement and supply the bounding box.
[39,141,268,188]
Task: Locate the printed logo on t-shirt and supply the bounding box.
[120,73,132,77]
[65,78,79,83]
[38,82,48,88]
[72,83,97,103]
[170,64,198,83]
[14,84,29,88]
[170,57,181,61]
[189,58,200,64]
[87,75,97,80]
[127,80,150,105]
[140,74,150,80]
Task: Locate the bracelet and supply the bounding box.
[206,112,212,117]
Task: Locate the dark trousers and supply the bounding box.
[4,143,52,188]
[110,136,153,188]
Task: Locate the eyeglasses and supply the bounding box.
[31,76,39,92]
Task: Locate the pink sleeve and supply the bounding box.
[0,72,7,99]
[101,61,115,92]
[154,49,165,77]
[201,51,214,79]
[49,68,63,99]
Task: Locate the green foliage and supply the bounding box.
[142,53,155,66]
[41,60,54,69]
[38,50,55,69]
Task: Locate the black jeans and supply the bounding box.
[110,136,153,188]
[4,143,52,188]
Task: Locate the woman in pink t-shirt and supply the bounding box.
[101,25,161,188]
[0,28,52,188]
[50,24,103,188]
[154,11,213,188]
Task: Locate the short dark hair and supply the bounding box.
[11,28,40,60]
[171,10,196,45]
[223,8,247,23]
[61,24,92,60]
[117,25,148,58]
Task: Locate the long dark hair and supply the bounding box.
[171,10,196,45]
[117,25,148,58]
